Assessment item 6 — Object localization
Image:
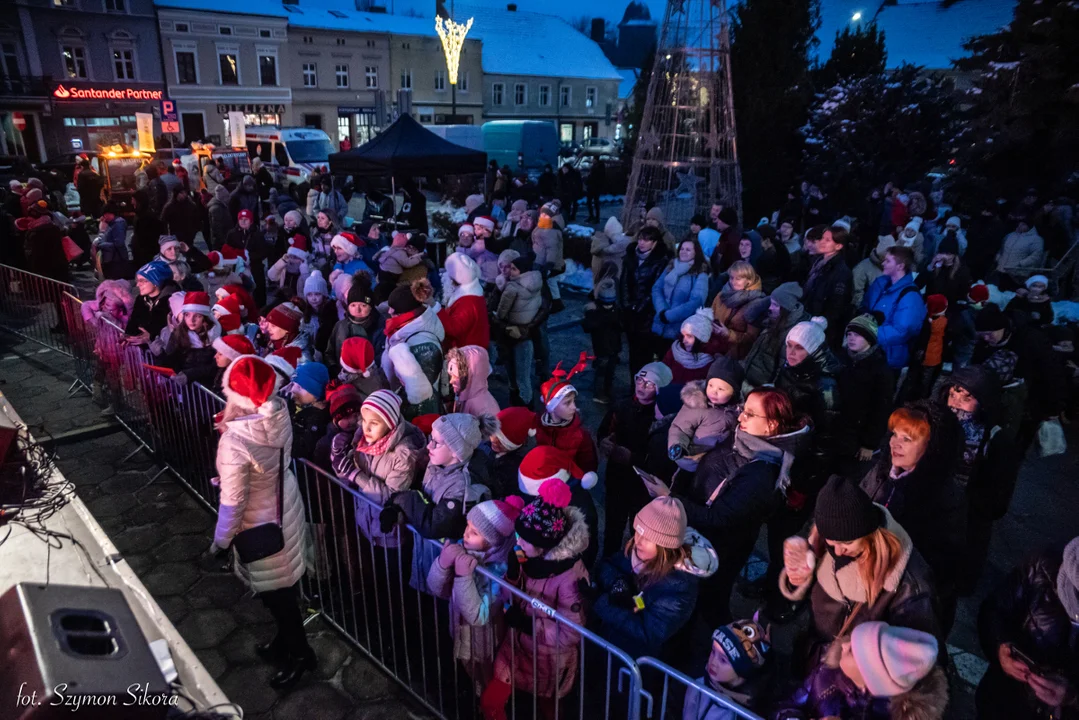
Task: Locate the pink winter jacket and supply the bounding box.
[448,345,501,418]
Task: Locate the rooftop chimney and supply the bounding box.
[507,3,517,11]
[590,17,605,43]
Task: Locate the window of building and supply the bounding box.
[258,50,278,86]
[259,29,272,38]
[582,122,597,139]
[539,84,551,107]
[174,43,197,84]
[401,41,410,49]
[434,70,445,92]
[302,35,313,45]
[336,64,349,89]
[104,0,125,12]
[218,46,239,85]
[61,45,88,79]
[337,116,350,144]
[0,42,20,77]
[364,66,377,88]
[586,86,597,108]
[366,40,376,48]
[400,69,412,90]
[492,82,504,106]
[459,71,469,92]
[302,113,322,129]
[53,0,76,6]
[112,48,135,80]
[514,83,526,106]
[175,22,189,32]
[218,26,232,35]
[560,86,571,108]
[302,62,317,87]
[336,38,345,46]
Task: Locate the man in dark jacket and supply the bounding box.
[145,164,168,218]
[229,175,261,225]
[965,207,1006,281]
[802,224,853,347]
[585,157,606,222]
[206,185,233,250]
[556,162,583,222]
[835,315,895,474]
[618,226,671,373]
[160,186,201,250]
[130,190,164,268]
[976,537,1079,720]
[537,164,556,201]
[75,161,104,219]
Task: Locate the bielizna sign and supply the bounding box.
[53,85,164,101]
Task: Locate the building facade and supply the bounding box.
[482,73,621,145]
[156,2,291,145]
[386,32,483,127]
[8,0,167,161]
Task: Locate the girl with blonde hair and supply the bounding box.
[710,260,767,360]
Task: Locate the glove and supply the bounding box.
[609,577,637,608]
[438,542,466,569]
[379,505,404,533]
[454,553,478,577]
[504,604,533,635]
[668,444,686,461]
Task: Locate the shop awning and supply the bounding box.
[328,114,487,178]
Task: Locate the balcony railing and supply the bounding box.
[0,75,54,99]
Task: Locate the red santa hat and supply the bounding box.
[926,294,948,317]
[217,312,241,334]
[339,336,375,377]
[265,346,302,380]
[216,284,257,320]
[206,251,222,269]
[180,291,213,319]
[493,406,536,452]
[266,302,302,336]
[539,351,593,414]
[518,445,598,495]
[287,233,309,259]
[213,293,242,318]
[330,232,363,257]
[212,334,255,362]
[222,355,280,411]
[221,244,248,262]
[473,216,495,232]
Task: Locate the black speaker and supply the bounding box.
[0,583,170,720]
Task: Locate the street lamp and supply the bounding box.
[435,15,473,122]
[851,11,863,21]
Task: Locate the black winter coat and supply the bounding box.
[756,243,791,294]
[973,321,1068,421]
[619,243,671,333]
[836,346,895,456]
[476,442,526,500]
[161,198,202,247]
[917,263,973,307]
[291,403,331,462]
[581,301,622,356]
[24,221,71,284]
[773,346,843,445]
[802,253,853,346]
[131,210,165,269]
[125,285,177,341]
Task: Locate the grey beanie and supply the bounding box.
[433,413,499,464]
[770,282,803,312]
[1058,536,1079,622]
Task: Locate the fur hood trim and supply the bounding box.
[889,666,948,720]
[815,505,914,603]
[543,506,589,562]
[681,380,709,409]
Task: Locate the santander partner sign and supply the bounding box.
[53,85,163,101]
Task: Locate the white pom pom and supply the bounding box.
[528,428,537,437]
[580,471,598,490]
[694,306,715,321]
[810,316,828,329]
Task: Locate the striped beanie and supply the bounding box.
[467,497,525,546]
[362,390,402,432]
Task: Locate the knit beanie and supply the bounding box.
[713,619,771,680]
[518,445,598,495]
[967,283,990,306]
[493,406,535,451]
[926,294,948,317]
[706,356,744,398]
[815,475,882,542]
[786,317,828,354]
[361,389,402,432]
[681,307,714,344]
[937,233,959,256]
[946,216,961,230]
[303,270,328,297]
[511,252,535,274]
[1057,536,1079,623]
[137,260,172,288]
[974,303,1007,332]
[432,413,497,464]
[283,209,303,229]
[289,362,329,400]
[347,273,376,307]
[717,207,738,228]
[633,497,687,550]
[339,336,375,376]
[846,314,879,345]
[769,282,803,313]
[596,278,618,304]
[851,622,938,698]
[635,362,674,390]
[1026,274,1049,289]
[266,302,302,336]
[328,384,363,419]
[467,497,526,546]
[515,479,574,550]
[498,249,520,268]
[387,284,423,315]
[212,334,255,362]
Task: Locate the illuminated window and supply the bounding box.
[113,48,135,80]
[218,46,239,85]
[62,45,88,79]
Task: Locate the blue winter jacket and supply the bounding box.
[333,257,374,285]
[862,273,926,369]
[651,266,710,338]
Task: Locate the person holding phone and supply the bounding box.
[976,535,1079,719]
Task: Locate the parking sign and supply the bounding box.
[160,98,180,134]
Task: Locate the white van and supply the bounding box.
[244,126,335,198]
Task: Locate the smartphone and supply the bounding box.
[633,466,669,491]
[1009,646,1046,676]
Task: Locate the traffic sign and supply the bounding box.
[160,98,180,133]
[12,112,26,132]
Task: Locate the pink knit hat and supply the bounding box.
[851,622,938,697]
[467,497,525,546]
[633,497,687,550]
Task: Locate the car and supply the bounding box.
[581,137,618,157]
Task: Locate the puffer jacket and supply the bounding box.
[213,396,306,593]
[391,458,491,541]
[532,227,565,272]
[95,216,130,279]
[619,243,671,333]
[493,506,590,699]
[863,272,927,369]
[330,420,428,548]
[496,269,543,326]
[382,305,445,416]
[774,662,948,720]
[593,529,718,660]
[710,286,767,360]
[996,227,1044,270]
[651,263,710,338]
[684,676,769,720]
[125,285,178,341]
[773,345,843,448]
[206,189,233,250]
[779,506,940,646]
[668,381,739,471]
[534,412,598,474]
[448,345,500,418]
[742,305,807,391]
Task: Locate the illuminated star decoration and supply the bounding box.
[675,167,703,198]
[639,129,661,157]
[704,129,720,152]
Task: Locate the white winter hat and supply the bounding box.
[603,216,623,238]
[303,269,328,297]
[680,307,714,344]
[945,216,962,229]
[444,252,481,286]
[904,217,923,234]
[852,622,938,698]
[786,316,828,355]
[1026,274,1049,288]
[832,217,852,232]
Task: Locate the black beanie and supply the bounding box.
[937,231,959,256]
[388,284,422,315]
[815,476,881,542]
[512,251,535,273]
[974,303,1007,332]
[706,356,745,400]
[347,275,375,307]
[407,233,427,252]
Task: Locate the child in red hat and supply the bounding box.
[534,352,598,474]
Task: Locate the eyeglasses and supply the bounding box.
[739,406,765,420]
[428,438,444,448]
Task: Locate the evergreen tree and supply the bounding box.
[801,64,963,211]
[730,0,819,220]
[815,22,886,87]
[953,0,1079,200]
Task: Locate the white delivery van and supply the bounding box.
[244,126,335,199]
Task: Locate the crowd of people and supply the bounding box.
[3,162,1079,720]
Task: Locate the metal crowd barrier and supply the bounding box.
[0,263,78,355]
[637,656,764,720]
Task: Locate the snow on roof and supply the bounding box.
[456,4,624,80]
[155,0,289,17]
[279,0,439,35]
[617,67,638,99]
[816,0,1016,70]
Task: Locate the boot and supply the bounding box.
[269,649,317,690]
[255,638,288,665]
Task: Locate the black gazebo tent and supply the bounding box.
[327,114,487,177]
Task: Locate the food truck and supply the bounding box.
[182,142,252,191]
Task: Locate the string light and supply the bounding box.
[435,15,474,85]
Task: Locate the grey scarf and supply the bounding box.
[734,428,796,492]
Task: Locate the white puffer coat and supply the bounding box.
[213,395,307,594]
